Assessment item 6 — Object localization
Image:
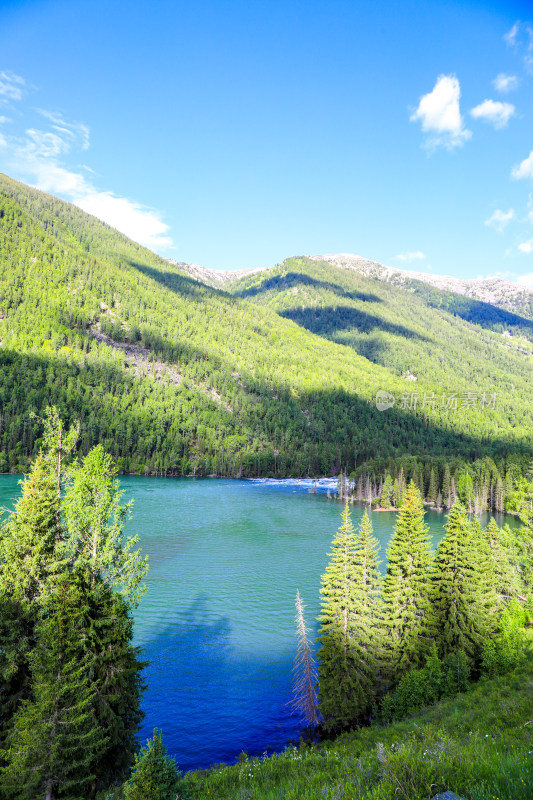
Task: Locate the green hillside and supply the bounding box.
[0,175,531,477]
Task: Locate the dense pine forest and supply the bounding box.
[0,174,532,488]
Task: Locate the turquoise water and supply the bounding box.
[0,476,519,771]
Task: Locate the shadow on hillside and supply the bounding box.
[128,261,228,301]
[1,335,531,478]
[407,279,533,338]
[236,272,382,303]
[280,305,430,342]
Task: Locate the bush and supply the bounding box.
[123,729,186,800]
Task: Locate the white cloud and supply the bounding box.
[77,192,173,249]
[517,273,533,286]
[410,75,471,150]
[1,102,173,251]
[484,208,514,231]
[36,109,90,151]
[511,151,533,180]
[504,21,533,74]
[518,239,533,254]
[470,99,515,129]
[504,22,520,47]
[493,73,518,93]
[0,71,25,102]
[395,251,425,262]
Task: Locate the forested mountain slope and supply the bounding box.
[230,256,533,438]
[0,174,531,476]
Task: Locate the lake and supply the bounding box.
[0,475,519,771]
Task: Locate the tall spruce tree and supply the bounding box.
[348,510,383,719]
[1,571,107,800]
[381,482,433,686]
[381,474,393,508]
[431,502,493,664]
[317,505,360,730]
[317,506,383,729]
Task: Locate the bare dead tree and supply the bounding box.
[290,589,320,727]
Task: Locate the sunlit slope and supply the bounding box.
[0,175,530,475]
[230,256,532,441]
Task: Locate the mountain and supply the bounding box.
[309,253,533,324]
[0,174,531,478]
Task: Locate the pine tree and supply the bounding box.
[290,590,320,727]
[1,571,107,800]
[348,510,383,718]
[431,502,492,663]
[317,505,361,730]
[442,464,451,508]
[123,729,184,800]
[0,454,61,604]
[392,468,406,508]
[483,519,515,601]
[381,482,433,686]
[427,467,438,505]
[63,445,148,605]
[381,474,393,508]
[0,453,62,756]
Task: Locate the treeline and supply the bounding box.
[339,453,533,513]
[305,481,533,733]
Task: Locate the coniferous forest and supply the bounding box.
[0,174,532,799]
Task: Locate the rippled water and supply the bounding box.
[0,475,518,771]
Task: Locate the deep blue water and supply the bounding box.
[0,476,519,771]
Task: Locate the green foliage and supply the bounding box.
[380,474,393,507]
[381,483,433,685]
[481,599,528,677]
[63,445,148,605]
[1,571,108,800]
[431,503,496,664]
[0,177,532,480]
[318,506,383,729]
[123,730,184,800]
[0,410,146,799]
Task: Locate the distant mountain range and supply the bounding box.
[175,253,533,323]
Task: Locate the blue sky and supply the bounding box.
[1,0,533,283]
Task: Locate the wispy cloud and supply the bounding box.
[517,273,533,286]
[511,151,533,180]
[504,21,533,74]
[394,251,425,262]
[518,239,533,254]
[485,208,514,231]
[0,71,25,102]
[504,22,520,47]
[470,99,515,129]
[36,109,90,151]
[410,75,471,150]
[493,73,518,93]
[0,70,174,252]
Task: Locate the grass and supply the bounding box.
[184,646,533,800]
